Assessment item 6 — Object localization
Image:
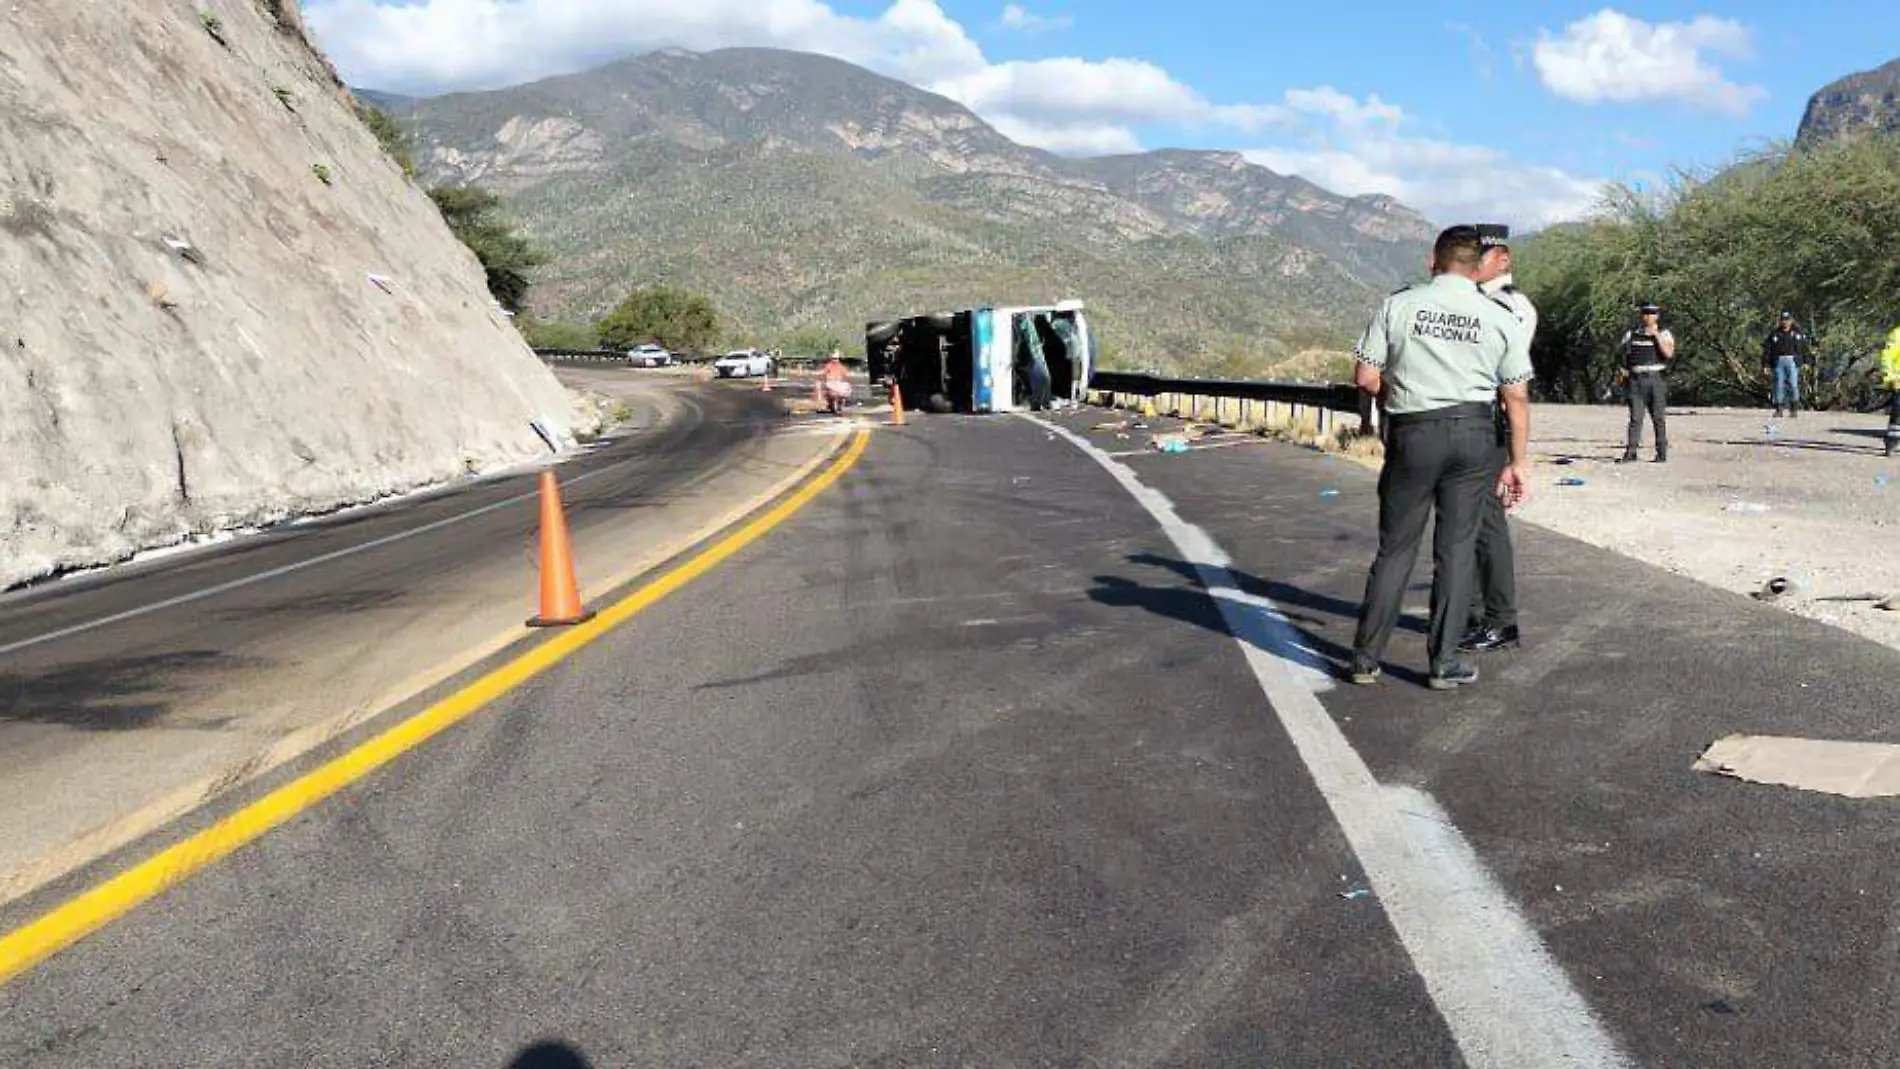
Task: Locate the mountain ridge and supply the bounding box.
[384,47,1436,371]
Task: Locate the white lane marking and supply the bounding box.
[1036,416,1630,1069]
[0,459,637,659]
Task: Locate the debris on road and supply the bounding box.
[1092,420,1132,432]
[1558,477,1587,487]
[1319,487,1341,499]
[1693,734,1900,798]
[1338,887,1372,901]
[1152,433,1192,454]
[1724,502,1772,514]
[1752,576,1795,601]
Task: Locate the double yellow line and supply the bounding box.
[0,428,871,988]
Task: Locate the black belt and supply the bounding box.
[1387,401,1494,427]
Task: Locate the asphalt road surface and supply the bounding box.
[0,371,835,902]
[5,402,1900,1067]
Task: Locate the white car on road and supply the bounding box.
[713,349,775,378]
[626,344,675,368]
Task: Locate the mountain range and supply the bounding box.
[371,48,1436,373]
[1797,57,1900,150]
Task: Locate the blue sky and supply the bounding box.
[304,0,1900,228]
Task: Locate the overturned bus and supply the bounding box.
[865,301,1094,414]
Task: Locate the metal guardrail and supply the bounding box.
[532,349,866,370]
[1085,370,1373,440]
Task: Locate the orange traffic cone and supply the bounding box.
[526,470,595,628]
[888,383,907,426]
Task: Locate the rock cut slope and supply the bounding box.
[0,0,585,589]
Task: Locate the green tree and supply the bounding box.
[428,185,546,315]
[521,317,599,350]
[596,285,722,354]
[357,104,416,178]
[1518,133,1900,410]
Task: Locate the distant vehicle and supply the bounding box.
[626,344,675,368]
[713,349,775,378]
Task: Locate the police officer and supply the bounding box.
[1617,302,1675,463]
[1350,226,1534,690]
[1762,311,1812,418]
[1458,223,1536,654]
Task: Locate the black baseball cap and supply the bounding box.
[1638,301,1662,314]
[1779,310,1795,319]
[1473,223,1511,249]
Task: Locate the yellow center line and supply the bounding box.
[0,428,872,989]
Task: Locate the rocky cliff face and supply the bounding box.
[0,1,585,589]
[1796,57,1900,149]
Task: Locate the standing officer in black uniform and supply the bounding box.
[1461,223,1536,654]
[1349,226,1535,690]
[1618,302,1675,463]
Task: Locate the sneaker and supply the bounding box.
[1428,660,1480,690]
[1458,624,1521,653]
[1616,453,1639,464]
[1349,654,1383,686]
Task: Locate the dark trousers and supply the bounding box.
[1887,391,1900,457]
[1469,444,1517,629]
[1625,372,1667,458]
[1353,411,1494,672]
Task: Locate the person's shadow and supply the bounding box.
[509,1041,592,1068]
[1092,553,1432,688]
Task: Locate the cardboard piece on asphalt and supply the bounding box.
[1693,734,1900,798]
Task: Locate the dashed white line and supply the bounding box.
[1036,415,1630,1068]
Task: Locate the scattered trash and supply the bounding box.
[1338,887,1372,901]
[1115,433,1131,440]
[366,272,396,294]
[1764,425,1781,438]
[1724,502,1771,514]
[1319,487,1341,499]
[1752,576,1794,601]
[1557,476,1587,487]
[162,236,206,266]
[1131,422,1150,429]
[1693,734,1900,798]
[1152,433,1192,454]
[1092,420,1132,432]
[1552,456,1577,466]
[1878,474,1890,489]
[1704,999,1739,1017]
[1012,476,1032,485]
[1046,433,1056,441]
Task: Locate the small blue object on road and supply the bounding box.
[1557,477,1587,487]
[1319,487,1341,498]
[1339,887,1372,900]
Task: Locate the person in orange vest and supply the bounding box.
[819,349,853,415]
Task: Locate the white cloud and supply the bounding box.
[305,0,987,94]
[305,0,1607,226]
[1000,4,1072,32]
[1242,92,1607,229]
[1532,9,1765,115]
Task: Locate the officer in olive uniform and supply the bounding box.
[1461,223,1537,654]
[1618,302,1675,463]
[1350,226,1535,690]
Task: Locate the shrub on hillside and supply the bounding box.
[596,285,722,354]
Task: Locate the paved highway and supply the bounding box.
[4,399,1900,1066]
[0,369,845,906]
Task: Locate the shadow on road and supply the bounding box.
[508,1040,593,1068]
[1708,438,1887,457]
[1089,553,1432,687]
[0,650,254,732]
